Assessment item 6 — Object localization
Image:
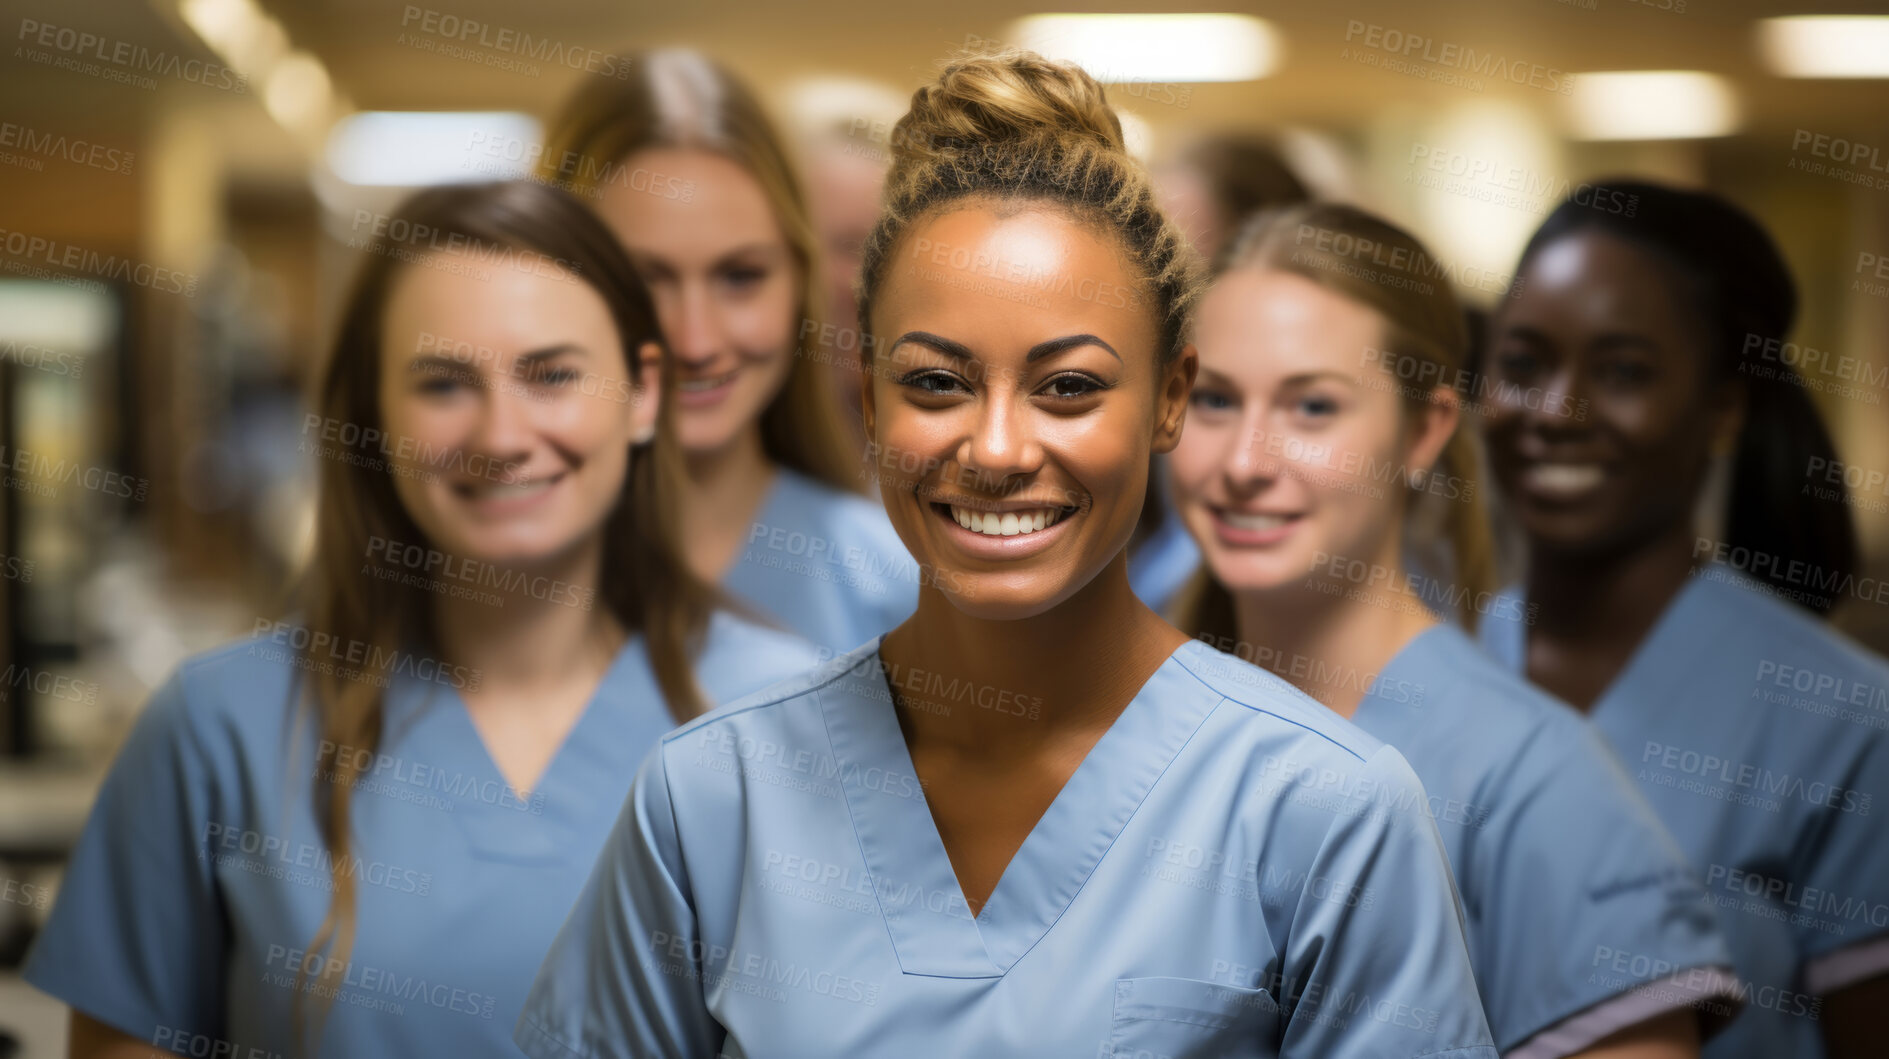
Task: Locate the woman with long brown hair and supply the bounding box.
[536,48,918,653]
[1168,202,1738,1057]
[26,180,819,1057]
[516,51,1496,1058]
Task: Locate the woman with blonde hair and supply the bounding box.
[1168,202,1738,1057]
[518,52,1497,1059]
[537,49,917,653]
[26,181,818,1057]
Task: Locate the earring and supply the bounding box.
[632,424,655,446]
[1407,467,1428,489]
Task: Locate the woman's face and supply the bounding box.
[379,257,658,568]
[596,146,799,460]
[1171,268,1456,596]
[1483,231,1736,559]
[862,202,1193,620]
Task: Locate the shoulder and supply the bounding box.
[1171,639,1390,766]
[1695,565,1889,677]
[695,610,827,699]
[766,469,905,551]
[663,638,879,748]
[159,631,305,733]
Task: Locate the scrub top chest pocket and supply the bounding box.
[1108,976,1281,1058]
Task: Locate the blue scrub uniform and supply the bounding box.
[25,612,823,1058]
[517,639,1499,1058]
[724,468,919,654]
[1128,458,1201,615]
[1479,563,1889,1058]
[1347,624,1735,1056]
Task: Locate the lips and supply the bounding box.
[1519,462,1605,500]
[452,472,565,513]
[1209,506,1302,547]
[928,498,1081,559]
[947,504,1068,536]
[675,367,741,409]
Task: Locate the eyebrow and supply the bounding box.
[407,344,582,371]
[1281,370,1359,387]
[889,330,1121,365]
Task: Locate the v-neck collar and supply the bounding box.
[1489,565,1737,722]
[381,636,657,857]
[818,639,1225,978]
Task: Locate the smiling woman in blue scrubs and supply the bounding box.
[539,49,917,653]
[1167,202,1739,1058]
[518,51,1497,1059]
[1473,182,1889,1059]
[25,181,820,1058]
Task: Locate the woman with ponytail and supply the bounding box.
[536,49,917,654]
[517,51,1496,1059]
[26,181,819,1058]
[1170,202,1739,1057]
[1474,181,1889,1059]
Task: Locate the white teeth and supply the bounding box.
[1524,463,1604,496]
[948,505,1065,537]
[678,370,738,392]
[476,478,553,500]
[1221,512,1290,531]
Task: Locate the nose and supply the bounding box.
[1226,416,1283,490]
[1529,361,1590,434]
[666,280,720,368]
[957,391,1044,492]
[466,379,535,480]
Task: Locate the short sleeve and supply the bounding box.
[1797,717,1889,996]
[1279,745,1497,1059]
[23,673,228,1039]
[1481,724,1737,1056]
[515,740,722,1059]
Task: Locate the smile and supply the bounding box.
[678,368,740,392]
[1522,462,1605,498]
[947,504,1068,536]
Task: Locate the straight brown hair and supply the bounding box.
[293,180,716,1048]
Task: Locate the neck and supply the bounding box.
[1524,518,1698,650]
[1231,564,1436,720]
[880,553,1188,758]
[679,424,778,581]
[683,423,775,496]
[430,535,625,690]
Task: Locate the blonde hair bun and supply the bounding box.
[890,50,1124,177]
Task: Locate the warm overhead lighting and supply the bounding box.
[1759,16,1889,78]
[263,51,333,134]
[179,0,259,57]
[325,111,542,187]
[1009,13,1280,82]
[1565,71,1739,141]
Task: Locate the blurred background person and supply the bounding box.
[21,181,819,1059]
[534,49,916,653]
[1171,201,1739,1058]
[1125,131,1320,616]
[785,76,909,469]
[1475,182,1889,1059]
[1154,131,1312,268]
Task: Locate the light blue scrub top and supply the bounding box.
[1479,563,1889,1059]
[517,638,1499,1058]
[1348,624,1735,1056]
[1128,458,1201,615]
[724,468,919,653]
[25,612,823,1058]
